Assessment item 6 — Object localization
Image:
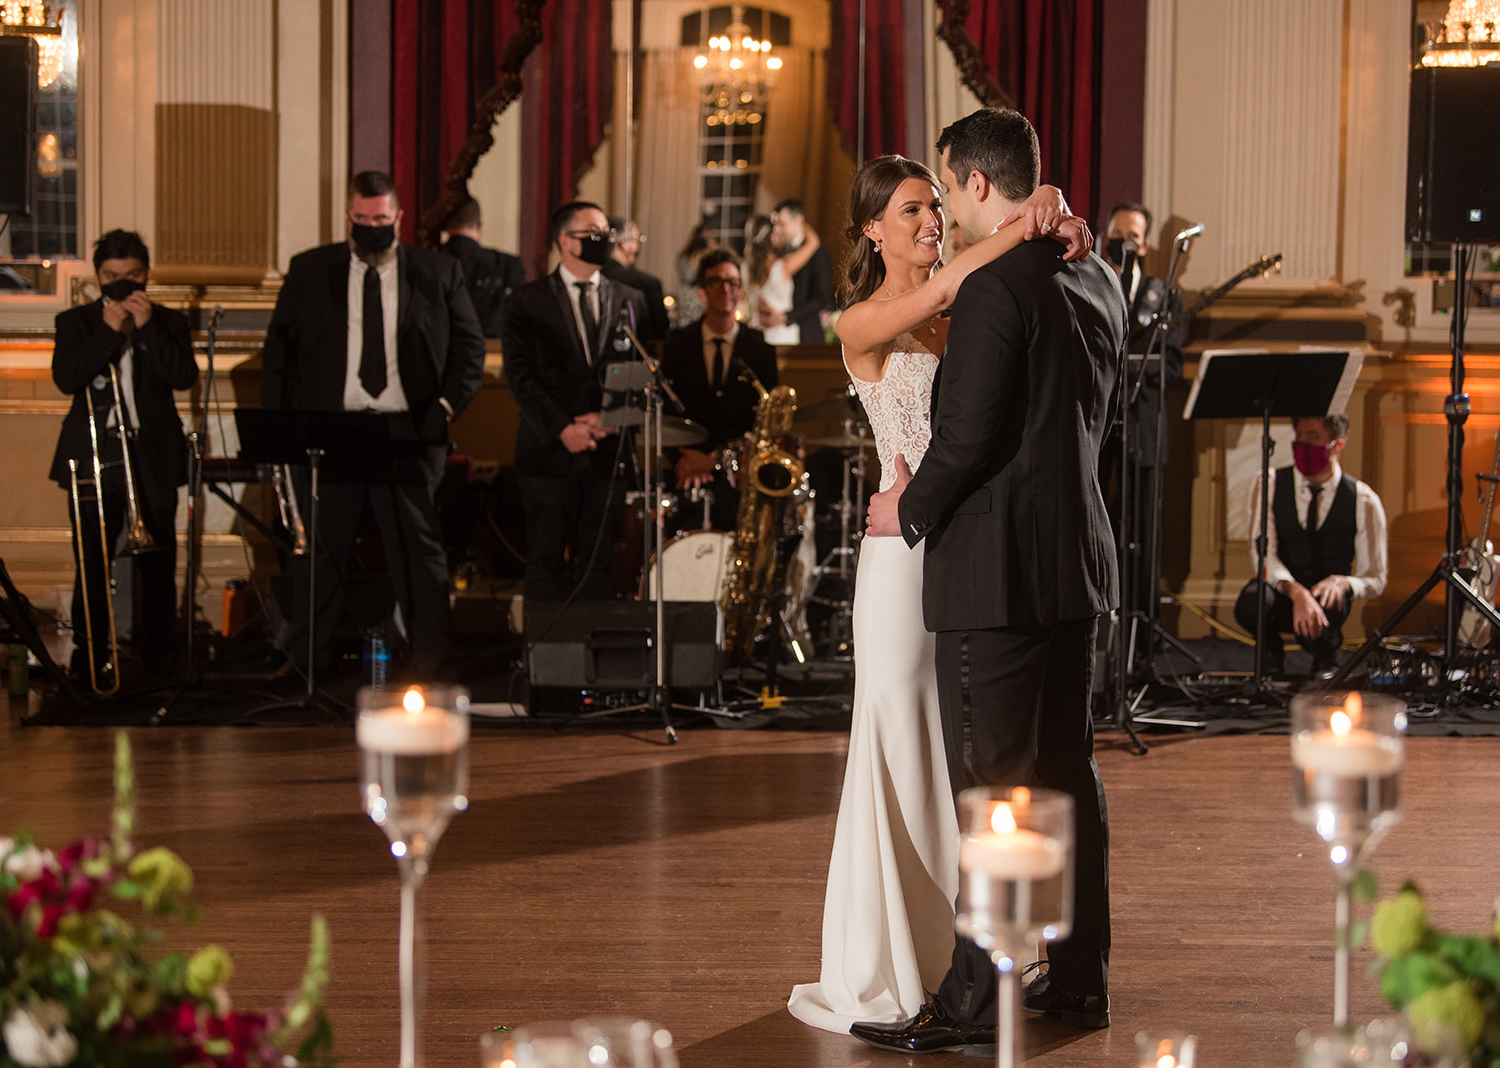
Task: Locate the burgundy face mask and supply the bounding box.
[1292,441,1331,478]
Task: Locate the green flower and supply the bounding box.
[1371,889,1429,957]
[1408,980,1486,1055]
[126,847,193,909]
[185,945,234,997]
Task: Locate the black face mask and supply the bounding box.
[1104,237,1137,268]
[101,278,146,302]
[351,222,397,255]
[576,232,615,266]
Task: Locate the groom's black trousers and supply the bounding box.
[933,616,1111,1024]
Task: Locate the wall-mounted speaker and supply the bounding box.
[0,36,38,216]
[1406,66,1500,245]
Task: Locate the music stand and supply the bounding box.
[235,408,396,709]
[1133,347,1361,726]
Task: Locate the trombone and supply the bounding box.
[67,361,160,694]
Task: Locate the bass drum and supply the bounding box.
[644,529,734,602]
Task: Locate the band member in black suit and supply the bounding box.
[1098,201,1183,622]
[501,200,647,604]
[261,170,486,673]
[602,216,669,350]
[764,198,833,343]
[440,195,526,338]
[860,107,1127,1052]
[50,229,198,682]
[660,248,778,531]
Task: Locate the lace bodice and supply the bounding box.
[846,334,940,491]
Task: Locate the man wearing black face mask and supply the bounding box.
[501,200,647,606]
[49,229,197,684]
[1097,201,1183,633]
[261,170,485,675]
[1233,413,1388,678]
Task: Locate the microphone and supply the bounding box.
[612,320,631,353]
[1174,223,1204,242]
[1118,239,1139,296]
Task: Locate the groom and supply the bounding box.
[858,107,1128,1053]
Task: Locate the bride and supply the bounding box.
[786,155,1088,1034]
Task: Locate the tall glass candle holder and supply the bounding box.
[359,684,471,1068]
[482,1019,677,1068]
[1290,690,1406,1029]
[955,786,1074,1068]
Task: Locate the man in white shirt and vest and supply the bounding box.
[1234,413,1388,677]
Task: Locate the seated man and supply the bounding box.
[660,248,777,532]
[1234,413,1387,675]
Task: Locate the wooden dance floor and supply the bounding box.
[2,716,1496,1067]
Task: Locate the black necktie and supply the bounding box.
[712,337,726,391]
[1306,484,1322,533]
[360,264,387,397]
[576,281,598,363]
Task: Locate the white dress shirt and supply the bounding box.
[700,320,740,387]
[344,252,409,413]
[1246,460,1388,600]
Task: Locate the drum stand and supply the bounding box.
[806,424,870,660]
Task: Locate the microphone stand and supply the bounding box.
[592,324,745,741]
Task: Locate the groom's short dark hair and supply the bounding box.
[936,108,1040,203]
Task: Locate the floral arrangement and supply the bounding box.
[0,734,332,1068]
[1370,882,1500,1067]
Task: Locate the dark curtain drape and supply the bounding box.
[934,0,1102,220]
[390,0,546,249]
[517,0,614,275]
[827,0,911,163]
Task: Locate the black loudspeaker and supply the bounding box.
[1406,66,1500,245]
[0,36,38,216]
[525,601,721,689]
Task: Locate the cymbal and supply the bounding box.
[794,390,867,424]
[807,429,874,450]
[658,416,708,447]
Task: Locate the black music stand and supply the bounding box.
[1133,348,1361,726]
[235,408,396,711]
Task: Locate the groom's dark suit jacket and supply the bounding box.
[501,270,646,478]
[898,242,1127,631]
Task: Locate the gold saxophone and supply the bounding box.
[721,380,803,663]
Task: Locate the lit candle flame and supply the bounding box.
[1330,709,1350,735]
[1342,691,1362,724]
[990,803,1017,834]
[1156,1040,1177,1068]
[403,688,425,714]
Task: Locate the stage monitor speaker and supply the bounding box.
[0,36,38,216]
[1406,65,1500,245]
[525,600,721,690]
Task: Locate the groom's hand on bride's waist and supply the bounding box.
[865,455,912,538]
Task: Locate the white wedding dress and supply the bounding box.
[787,337,959,1033]
[759,259,800,345]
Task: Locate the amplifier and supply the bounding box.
[525,600,721,689]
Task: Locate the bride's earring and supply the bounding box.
[873,237,883,253]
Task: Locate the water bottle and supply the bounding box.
[363,627,390,687]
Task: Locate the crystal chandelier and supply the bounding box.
[0,2,65,88]
[692,4,781,128]
[1421,0,1500,66]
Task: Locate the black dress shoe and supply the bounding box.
[1022,972,1110,1029]
[849,999,997,1055]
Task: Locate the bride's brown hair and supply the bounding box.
[837,154,942,310]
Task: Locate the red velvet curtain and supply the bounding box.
[389,0,547,248]
[827,0,912,163]
[935,0,1102,220]
[517,0,614,274]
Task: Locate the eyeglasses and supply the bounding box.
[565,228,618,242]
[700,277,742,290]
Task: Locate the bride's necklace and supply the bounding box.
[881,282,941,337]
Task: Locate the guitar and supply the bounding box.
[1130,253,1284,344]
[1458,426,1500,648]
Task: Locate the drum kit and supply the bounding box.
[622,381,875,665]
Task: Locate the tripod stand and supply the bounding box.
[1326,245,1500,692]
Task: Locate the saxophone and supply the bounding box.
[721,380,803,663]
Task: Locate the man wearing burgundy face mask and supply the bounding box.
[261,170,485,676]
[1234,413,1388,678]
